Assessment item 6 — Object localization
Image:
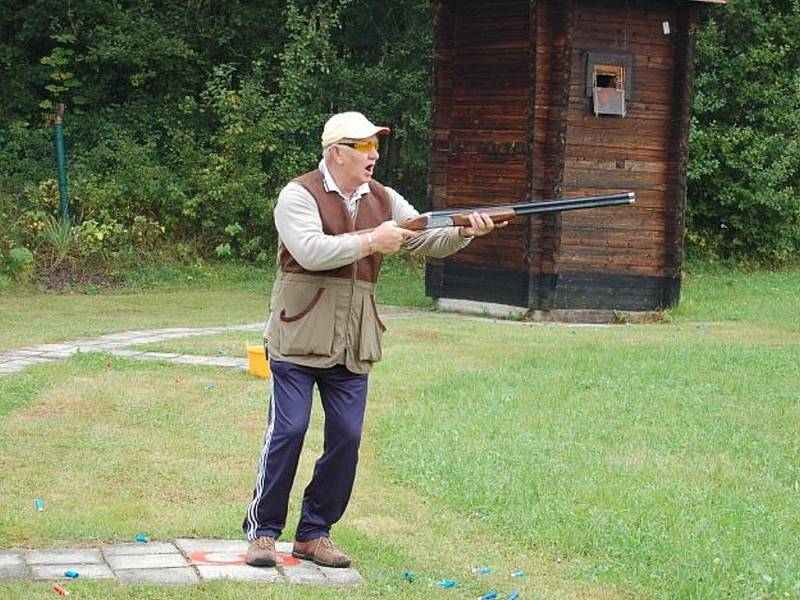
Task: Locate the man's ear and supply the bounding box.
[333,146,345,165]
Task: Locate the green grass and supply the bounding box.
[0,354,265,546]
[674,263,800,330]
[1,263,799,598]
[0,353,586,599]
[374,319,800,599]
[0,256,430,353]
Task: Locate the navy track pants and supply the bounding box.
[242,358,369,542]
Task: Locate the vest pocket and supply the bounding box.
[277,285,335,356]
[358,293,385,362]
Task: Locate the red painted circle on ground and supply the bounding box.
[278,553,301,566]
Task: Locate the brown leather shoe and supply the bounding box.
[292,536,351,568]
[245,536,277,567]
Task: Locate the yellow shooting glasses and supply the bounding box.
[337,140,379,154]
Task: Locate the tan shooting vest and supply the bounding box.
[265,169,392,374]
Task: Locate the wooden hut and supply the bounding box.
[425,0,725,316]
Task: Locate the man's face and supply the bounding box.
[335,136,380,186]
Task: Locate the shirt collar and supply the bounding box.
[319,158,371,202]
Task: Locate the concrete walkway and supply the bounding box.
[0,307,573,378]
[0,323,266,377]
[0,539,362,587]
[0,311,444,377]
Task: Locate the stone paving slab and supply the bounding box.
[174,539,250,554]
[116,567,199,586]
[193,357,248,369]
[106,552,189,571]
[1,539,363,587]
[74,341,121,348]
[29,563,115,580]
[29,343,76,351]
[210,357,249,368]
[123,337,171,345]
[3,359,43,368]
[0,552,24,567]
[103,542,179,556]
[0,552,27,580]
[175,538,362,586]
[281,560,330,585]
[0,317,421,379]
[105,349,147,358]
[196,564,283,583]
[26,548,104,565]
[318,564,364,586]
[169,354,229,365]
[132,352,182,360]
[41,350,78,358]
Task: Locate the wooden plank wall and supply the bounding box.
[666,3,699,283]
[528,0,573,309]
[429,0,532,275]
[428,0,699,310]
[559,0,687,279]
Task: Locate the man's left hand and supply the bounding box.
[460,212,508,237]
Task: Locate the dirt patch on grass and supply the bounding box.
[39,263,115,291]
[400,327,444,341]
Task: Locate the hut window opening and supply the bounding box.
[584,52,633,118]
[594,65,622,90]
[593,64,626,117]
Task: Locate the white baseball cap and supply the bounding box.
[321,112,390,148]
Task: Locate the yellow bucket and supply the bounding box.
[246,344,270,379]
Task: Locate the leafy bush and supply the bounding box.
[0,0,432,286]
[2,247,35,283]
[689,0,800,264]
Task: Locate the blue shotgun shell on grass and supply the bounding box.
[135,534,149,543]
[511,570,524,577]
[64,570,79,578]
[507,592,521,600]
[437,579,456,588]
[34,498,44,511]
[402,571,416,582]
[472,566,492,574]
[478,592,497,600]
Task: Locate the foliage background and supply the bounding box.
[0,0,432,286]
[688,0,800,264]
[1,0,798,287]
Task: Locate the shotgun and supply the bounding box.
[399,192,635,230]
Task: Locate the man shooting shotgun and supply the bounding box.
[242,110,633,570]
[242,111,500,570]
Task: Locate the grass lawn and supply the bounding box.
[0,256,431,353]
[0,261,799,599]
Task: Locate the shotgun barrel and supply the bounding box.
[400,191,635,231]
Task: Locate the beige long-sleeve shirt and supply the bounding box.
[274,160,471,272]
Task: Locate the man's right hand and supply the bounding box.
[368,220,417,254]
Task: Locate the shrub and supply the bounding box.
[2,247,35,283]
[0,0,434,283]
[688,1,800,264]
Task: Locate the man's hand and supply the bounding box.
[460,212,508,238]
[368,220,417,254]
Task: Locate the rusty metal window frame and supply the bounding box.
[583,51,634,117]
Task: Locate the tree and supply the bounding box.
[688,0,800,263]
